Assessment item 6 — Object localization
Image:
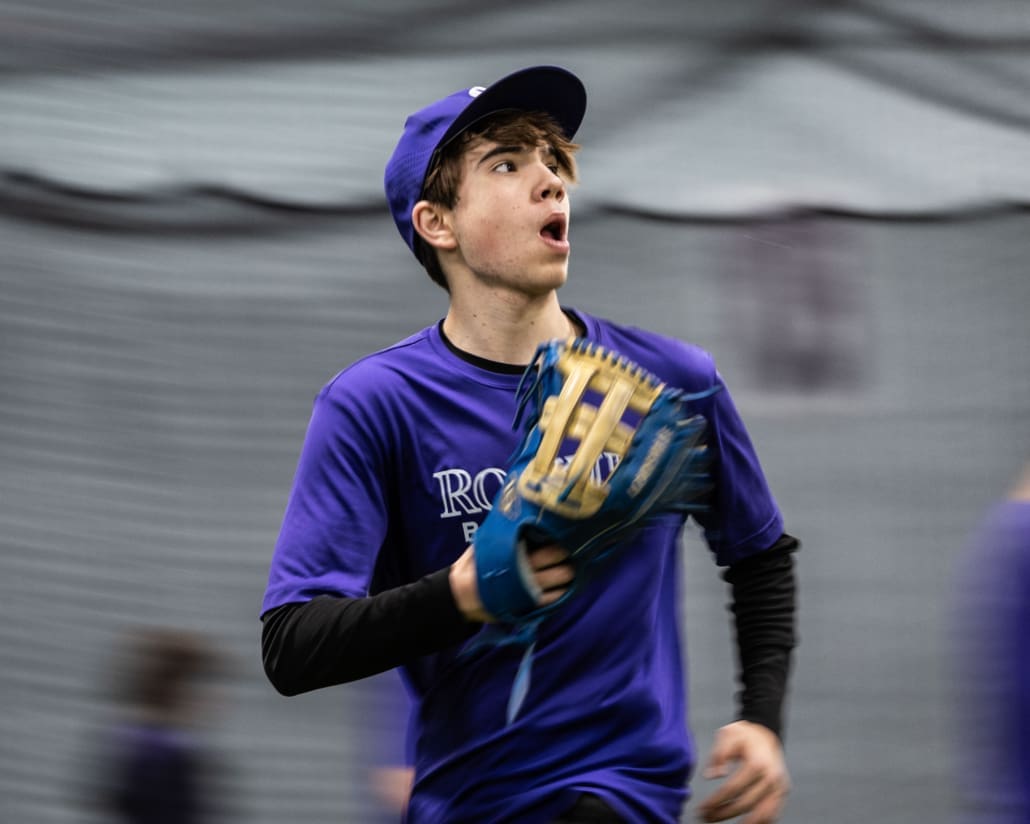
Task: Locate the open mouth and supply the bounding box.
[540,214,568,243]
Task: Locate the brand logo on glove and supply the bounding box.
[628,426,672,497]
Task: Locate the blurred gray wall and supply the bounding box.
[2,2,1028,822]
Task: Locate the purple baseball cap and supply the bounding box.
[384,65,587,260]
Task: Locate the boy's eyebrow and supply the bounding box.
[475,144,528,167]
[474,143,559,169]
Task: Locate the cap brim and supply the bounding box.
[438,65,586,151]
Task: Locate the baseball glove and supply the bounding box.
[474,337,717,625]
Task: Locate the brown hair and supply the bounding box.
[415,110,580,290]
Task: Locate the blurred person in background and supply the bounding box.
[261,66,798,823]
[954,463,1030,823]
[724,216,866,393]
[97,627,226,824]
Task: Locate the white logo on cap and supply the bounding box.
[468,86,486,98]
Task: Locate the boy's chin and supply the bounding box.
[532,262,570,290]
[524,270,568,296]
[466,261,569,295]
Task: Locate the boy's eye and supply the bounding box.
[547,164,560,175]
[493,160,516,173]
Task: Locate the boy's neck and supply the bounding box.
[442,292,575,366]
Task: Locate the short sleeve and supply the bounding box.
[261,379,392,614]
[690,368,784,566]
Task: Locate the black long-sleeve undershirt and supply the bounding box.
[261,568,479,696]
[261,534,798,737]
[723,533,799,739]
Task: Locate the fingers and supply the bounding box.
[527,544,569,570]
[701,734,734,781]
[698,779,788,824]
[740,785,789,824]
[526,544,573,605]
[695,722,790,824]
[456,542,574,619]
[699,726,739,788]
[697,766,778,822]
[696,762,764,822]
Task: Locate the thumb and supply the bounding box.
[702,730,738,780]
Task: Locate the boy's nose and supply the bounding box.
[537,167,566,202]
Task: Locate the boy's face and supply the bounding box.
[444,136,572,296]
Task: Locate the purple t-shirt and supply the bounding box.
[263,309,783,823]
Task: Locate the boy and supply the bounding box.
[262,65,797,823]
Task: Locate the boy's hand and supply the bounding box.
[696,721,790,823]
[450,544,573,623]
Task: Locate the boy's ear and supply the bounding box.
[411,201,457,253]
